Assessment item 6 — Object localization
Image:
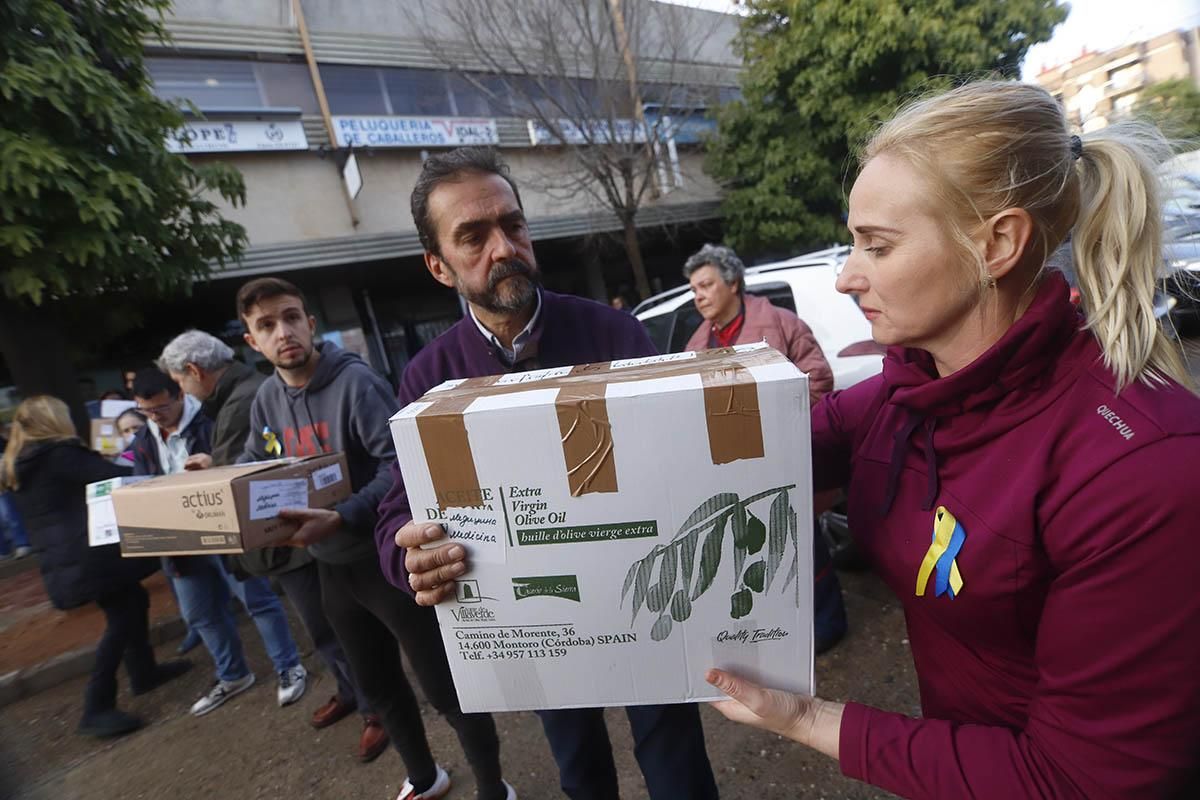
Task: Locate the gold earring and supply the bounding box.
[983,274,997,289]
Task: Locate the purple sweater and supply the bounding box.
[817,273,1200,798]
[374,290,656,591]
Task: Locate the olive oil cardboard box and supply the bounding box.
[110,454,351,557]
[389,343,814,713]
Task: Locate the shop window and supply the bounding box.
[257,62,321,115]
[148,57,319,114]
[320,64,389,115]
[448,73,498,116]
[383,68,454,115]
[148,57,263,108]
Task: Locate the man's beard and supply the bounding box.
[276,343,313,370]
[451,258,541,314]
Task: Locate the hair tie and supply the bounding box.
[1070,134,1083,161]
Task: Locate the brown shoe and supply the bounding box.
[357,714,389,763]
[311,696,355,730]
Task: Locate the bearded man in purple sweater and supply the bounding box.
[375,148,718,800]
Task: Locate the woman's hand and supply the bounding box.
[707,668,845,760]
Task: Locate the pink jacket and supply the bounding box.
[685,293,835,404]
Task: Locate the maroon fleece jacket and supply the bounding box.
[816,273,1200,798]
[374,290,656,592]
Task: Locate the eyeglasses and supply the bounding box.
[136,400,179,416]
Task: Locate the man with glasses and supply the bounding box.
[129,368,307,716]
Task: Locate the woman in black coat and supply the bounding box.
[0,396,191,737]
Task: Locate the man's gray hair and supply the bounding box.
[158,330,234,374]
[683,244,745,289]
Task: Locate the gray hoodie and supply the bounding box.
[242,342,398,564]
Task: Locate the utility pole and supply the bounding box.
[291,0,360,227]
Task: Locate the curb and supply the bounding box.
[0,616,187,710]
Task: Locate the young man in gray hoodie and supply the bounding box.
[236,277,514,800]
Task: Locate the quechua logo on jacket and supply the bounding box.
[916,506,965,598]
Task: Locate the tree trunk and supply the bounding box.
[582,243,610,303]
[0,296,90,438]
[621,216,653,300]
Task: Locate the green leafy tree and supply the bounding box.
[0,0,246,431]
[707,0,1067,255]
[1134,78,1200,141]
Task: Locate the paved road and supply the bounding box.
[0,570,915,800]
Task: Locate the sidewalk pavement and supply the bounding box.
[0,560,184,709]
[0,568,917,800]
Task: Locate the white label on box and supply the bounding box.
[428,378,468,393]
[732,341,769,352]
[394,401,433,420]
[88,498,121,547]
[495,366,572,385]
[311,463,344,490]
[422,500,507,565]
[610,352,697,370]
[98,423,115,436]
[249,479,309,520]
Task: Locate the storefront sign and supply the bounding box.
[527,118,648,146]
[167,120,308,153]
[332,116,499,148]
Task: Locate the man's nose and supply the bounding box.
[489,229,517,261]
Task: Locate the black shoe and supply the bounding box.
[78,709,143,738]
[131,659,193,696]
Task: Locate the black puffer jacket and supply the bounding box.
[8,440,156,610]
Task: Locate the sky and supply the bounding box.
[657,0,1200,80]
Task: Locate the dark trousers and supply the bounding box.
[275,561,370,714]
[318,558,505,800]
[84,582,156,716]
[537,703,718,800]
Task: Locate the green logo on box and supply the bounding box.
[512,575,581,602]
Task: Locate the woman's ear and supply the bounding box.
[980,208,1035,282]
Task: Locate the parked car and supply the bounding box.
[1165,226,1200,334]
[635,245,881,570]
[634,245,884,390]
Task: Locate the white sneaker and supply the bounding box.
[276,664,307,707]
[396,764,451,800]
[13,546,32,559]
[190,673,256,716]
[502,780,517,800]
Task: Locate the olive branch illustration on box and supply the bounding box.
[620,485,799,642]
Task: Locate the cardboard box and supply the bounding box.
[389,343,814,713]
[90,418,124,456]
[111,454,351,557]
[87,475,153,547]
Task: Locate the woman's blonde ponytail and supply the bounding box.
[1073,123,1193,392]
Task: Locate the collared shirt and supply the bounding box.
[146,394,202,475]
[468,289,543,367]
[707,302,746,349]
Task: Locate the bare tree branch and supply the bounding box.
[407,0,730,298]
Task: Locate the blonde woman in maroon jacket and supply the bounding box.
[705,81,1200,799]
[683,243,835,404]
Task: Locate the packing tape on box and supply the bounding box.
[413,344,784,509]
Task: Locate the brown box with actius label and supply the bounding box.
[111,454,350,557]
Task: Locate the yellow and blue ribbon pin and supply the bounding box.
[262,426,282,457]
[915,505,965,598]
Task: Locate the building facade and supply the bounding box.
[131,0,741,384]
[1034,27,1200,132]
